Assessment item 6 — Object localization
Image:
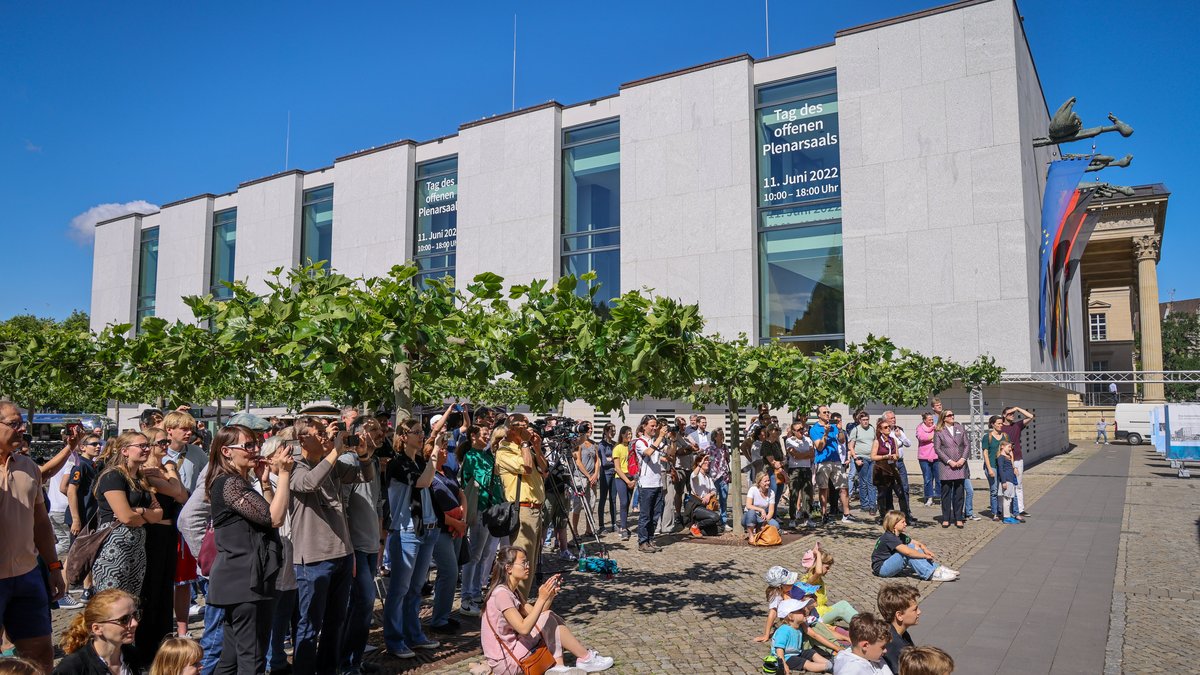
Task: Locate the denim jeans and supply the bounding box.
[741,510,780,530]
[293,554,353,675]
[857,459,877,510]
[613,478,633,533]
[877,551,937,580]
[430,531,459,627]
[199,603,225,675]
[918,459,941,499]
[985,471,1000,517]
[964,477,975,517]
[266,588,296,672]
[461,517,496,603]
[341,551,378,670]
[636,486,664,544]
[631,485,638,511]
[383,527,437,652]
[597,469,617,531]
[715,478,730,526]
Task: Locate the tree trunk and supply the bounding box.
[727,395,745,537]
[393,359,413,424]
[215,398,222,426]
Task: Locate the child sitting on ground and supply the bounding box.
[833,613,892,675]
[876,583,921,674]
[802,541,859,626]
[898,646,954,675]
[773,597,834,673]
[871,511,959,582]
[759,566,848,654]
[995,441,1022,524]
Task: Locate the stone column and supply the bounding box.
[1134,234,1165,402]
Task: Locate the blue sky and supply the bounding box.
[1,0,1196,320]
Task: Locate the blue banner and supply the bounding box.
[1038,158,1090,351]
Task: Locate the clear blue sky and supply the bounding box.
[1,0,1196,320]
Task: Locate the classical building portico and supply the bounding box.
[1079,184,1169,403]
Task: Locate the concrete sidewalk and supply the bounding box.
[914,444,1129,675]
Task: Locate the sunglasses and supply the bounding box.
[226,442,261,452]
[127,443,152,450]
[83,441,102,447]
[945,414,956,418]
[0,419,26,430]
[155,439,171,447]
[880,425,892,430]
[99,610,141,627]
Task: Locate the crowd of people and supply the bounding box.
[0,396,1038,674]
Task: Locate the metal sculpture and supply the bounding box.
[1033,97,1133,147]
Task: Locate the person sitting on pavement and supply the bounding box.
[801,542,858,626]
[897,646,954,675]
[832,613,892,675]
[757,565,801,643]
[876,583,921,675]
[52,589,140,675]
[480,545,614,674]
[743,471,781,539]
[685,454,722,537]
[871,511,959,582]
[773,597,834,674]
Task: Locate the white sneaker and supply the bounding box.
[576,649,614,672]
[459,599,481,617]
[188,603,205,618]
[924,498,934,507]
[932,567,958,582]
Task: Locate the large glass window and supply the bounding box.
[413,157,457,288]
[756,72,843,350]
[135,227,159,333]
[562,119,620,307]
[301,185,333,267]
[210,208,236,299]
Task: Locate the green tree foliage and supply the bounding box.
[0,311,107,420]
[1162,310,1200,401]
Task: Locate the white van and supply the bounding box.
[1114,403,1157,445]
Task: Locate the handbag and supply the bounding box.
[484,602,557,675]
[750,524,782,546]
[482,473,522,538]
[64,518,114,587]
[197,524,217,576]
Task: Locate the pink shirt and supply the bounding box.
[482,586,539,675]
[915,423,937,461]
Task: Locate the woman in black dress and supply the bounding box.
[205,423,293,674]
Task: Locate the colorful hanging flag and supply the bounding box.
[1038,158,1090,353]
[1049,188,1098,357]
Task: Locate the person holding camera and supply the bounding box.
[493,414,548,598]
[338,417,386,673]
[289,415,376,675]
[633,415,669,553]
[810,406,854,525]
[665,416,694,534]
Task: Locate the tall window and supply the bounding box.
[135,227,159,333]
[413,157,457,288]
[562,119,620,308]
[1089,312,1107,341]
[756,71,843,353]
[301,186,333,267]
[210,208,236,299]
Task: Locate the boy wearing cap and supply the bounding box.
[774,596,834,673]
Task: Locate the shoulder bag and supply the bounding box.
[482,472,522,538]
[484,598,557,675]
[64,516,114,588]
[750,524,782,546]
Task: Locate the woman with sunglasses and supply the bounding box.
[869,418,912,523]
[933,410,970,528]
[52,589,140,675]
[205,423,293,675]
[92,431,165,596]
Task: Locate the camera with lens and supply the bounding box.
[343,434,361,447]
[659,418,679,434]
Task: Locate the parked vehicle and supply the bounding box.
[1114,403,1156,446]
[27,413,117,461]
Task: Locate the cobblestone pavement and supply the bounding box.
[1105,445,1200,674]
[40,449,1083,674]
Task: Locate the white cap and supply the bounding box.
[431,414,443,426]
[777,597,811,618]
